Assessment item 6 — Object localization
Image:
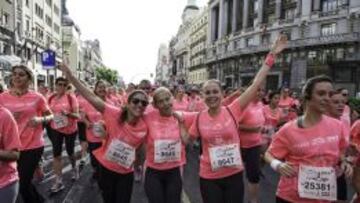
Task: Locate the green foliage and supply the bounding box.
[95,67,118,85]
[349,97,360,111]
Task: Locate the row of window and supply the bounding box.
[25,0,60,16]
[191,56,205,67]
[189,71,208,82]
[191,15,208,33]
[191,42,206,56]
[35,4,44,19]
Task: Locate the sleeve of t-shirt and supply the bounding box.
[267,127,290,159]
[182,112,197,130]
[339,122,349,151]
[189,113,200,140]
[70,94,79,112]
[102,103,122,127]
[38,94,51,113]
[0,109,21,151]
[227,98,243,123]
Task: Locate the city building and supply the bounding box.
[155,44,170,85]
[170,0,200,85]
[189,6,209,85]
[18,0,63,89]
[82,39,104,85]
[62,15,83,79]
[206,0,360,95]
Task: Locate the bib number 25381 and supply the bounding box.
[298,165,337,201]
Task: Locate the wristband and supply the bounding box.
[270,159,283,171]
[265,53,276,68]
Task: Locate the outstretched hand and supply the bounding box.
[271,34,288,55]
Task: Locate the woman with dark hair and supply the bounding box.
[0,65,53,203]
[47,77,80,193]
[81,80,112,180]
[172,85,189,111]
[262,91,282,147]
[265,75,353,203]
[60,63,149,203]
[182,34,288,203]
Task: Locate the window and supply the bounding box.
[54,5,60,16]
[284,8,295,20]
[322,0,338,12]
[261,34,271,45]
[254,0,259,12]
[35,4,44,19]
[246,37,255,47]
[25,19,30,32]
[2,13,10,26]
[35,27,44,40]
[321,23,336,36]
[45,15,52,27]
[54,23,60,34]
[46,0,52,7]
[25,0,29,7]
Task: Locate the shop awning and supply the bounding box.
[0,55,21,70]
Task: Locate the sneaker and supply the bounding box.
[50,180,65,193]
[71,168,79,181]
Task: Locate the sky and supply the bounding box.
[67,0,208,84]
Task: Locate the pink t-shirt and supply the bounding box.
[340,105,351,129]
[188,96,206,112]
[263,105,282,128]
[93,103,148,174]
[173,98,189,112]
[144,110,195,170]
[82,100,104,143]
[279,97,294,120]
[351,120,360,150]
[0,91,50,150]
[189,99,244,179]
[0,107,21,189]
[268,115,347,203]
[77,95,88,122]
[238,101,265,148]
[49,93,79,135]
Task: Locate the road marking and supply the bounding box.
[182,190,192,203]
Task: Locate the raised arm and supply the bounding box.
[59,63,105,113]
[237,35,288,109]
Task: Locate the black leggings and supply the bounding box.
[88,142,102,178]
[144,167,182,203]
[17,147,45,203]
[241,146,261,183]
[276,196,292,203]
[200,172,244,203]
[97,164,134,203]
[48,128,77,157]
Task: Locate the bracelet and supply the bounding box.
[270,159,283,171]
[265,52,276,68]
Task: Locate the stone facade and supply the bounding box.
[207,0,360,95]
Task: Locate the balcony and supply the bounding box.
[206,33,360,63]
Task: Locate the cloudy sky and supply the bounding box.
[67,0,208,84]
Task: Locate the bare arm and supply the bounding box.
[264,151,296,177]
[237,35,288,109]
[59,64,105,113]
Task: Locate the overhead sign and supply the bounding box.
[42,49,56,69]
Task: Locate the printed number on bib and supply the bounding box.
[105,139,135,169]
[154,139,181,163]
[298,165,337,201]
[92,122,104,137]
[209,144,242,171]
[53,114,68,129]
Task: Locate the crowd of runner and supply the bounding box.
[0,35,360,203]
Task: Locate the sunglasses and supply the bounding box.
[131,98,149,107]
[342,93,348,96]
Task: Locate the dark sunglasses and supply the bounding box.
[342,93,348,96]
[131,98,149,107]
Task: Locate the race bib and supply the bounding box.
[92,122,104,137]
[105,139,135,168]
[53,114,68,129]
[154,139,181,163]
[298,165,337,201]
[209,144,242,171]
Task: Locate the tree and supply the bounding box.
[95,67,118,85]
